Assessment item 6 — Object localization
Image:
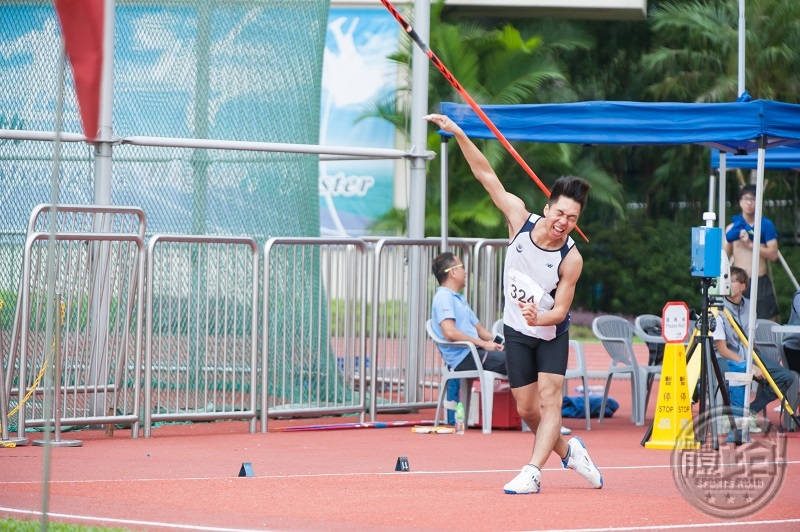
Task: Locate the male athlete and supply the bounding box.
[425,113,602,494]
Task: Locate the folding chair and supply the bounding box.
[426,319,508,434]
[755,319,800,431]
[565,340,591,430]
[593,315,661,426]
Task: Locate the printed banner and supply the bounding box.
[319,8,399,236]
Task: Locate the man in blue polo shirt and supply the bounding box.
[431,252,506,374]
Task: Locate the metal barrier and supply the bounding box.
[472,239,507,327]
[143,235,260,437]
[2,205,145,443]
[261,238,368,431]
[2,228,513,438]
[13,232,144,437]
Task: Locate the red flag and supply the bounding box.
[54,0,104,139]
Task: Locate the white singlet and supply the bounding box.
[503,213,574,340]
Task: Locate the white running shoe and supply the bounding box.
[560,426,572,435]
[562,437,603,488]
[503,464,541,494]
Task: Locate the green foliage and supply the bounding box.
[576,217,701,316]
[364,2,625,237]
[0,518,127,532]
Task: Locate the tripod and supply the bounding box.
[695,278,741,449]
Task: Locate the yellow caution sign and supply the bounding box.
[645,342,699,450]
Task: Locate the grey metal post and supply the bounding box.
[87,0,117,418]
[405,0,431,403]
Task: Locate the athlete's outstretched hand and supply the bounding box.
[424,114,462,135]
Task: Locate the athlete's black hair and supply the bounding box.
[549,176,591,212]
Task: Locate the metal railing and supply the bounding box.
[13,232,144,437]
[3,221,514,438]
[143,235,260,437]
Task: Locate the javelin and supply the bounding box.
[380,0,588,242]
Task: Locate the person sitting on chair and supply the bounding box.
[430,252,506,375]
[713,267,794,435]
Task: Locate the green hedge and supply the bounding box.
[576,217,799,321]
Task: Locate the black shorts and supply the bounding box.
[503,324,569,388]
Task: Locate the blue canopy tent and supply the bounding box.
[436,99,800,359]
[711,146,800,171]
[440,100,800,151]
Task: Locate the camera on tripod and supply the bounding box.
[690,211,731,298]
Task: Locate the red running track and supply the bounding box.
[2,365,800,531]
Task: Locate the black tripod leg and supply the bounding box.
[705,336,741,445]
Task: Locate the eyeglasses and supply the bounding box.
[740,196,756,204]
[444,263,464,273]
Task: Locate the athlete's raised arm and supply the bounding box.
[424,114,529,236]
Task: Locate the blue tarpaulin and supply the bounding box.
[439,99,800,154]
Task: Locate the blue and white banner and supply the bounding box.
[319,8,399,237]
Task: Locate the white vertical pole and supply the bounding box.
[738,0,746,97]
[743,139,766,433]
[440,137,448,253]
[408,0,430,240]
[718,152,727,232]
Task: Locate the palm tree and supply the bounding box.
[363,2,625,237]
[637,0,800,218]
[642,0,800,103]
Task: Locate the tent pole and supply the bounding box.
[718,152,727,234]
[743,136,767,428]
[440,136,448,253]
[738,0,746,97]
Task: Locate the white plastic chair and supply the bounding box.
[633,314,665,415]
[565,340,591,430]
[426,319,508,434]
[592,315,661,426]
[755,319,800,431]
[491,319,503,339]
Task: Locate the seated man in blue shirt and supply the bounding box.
[431,252,506,374]
[713,266,794,437]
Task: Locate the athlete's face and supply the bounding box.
[543,196,581,240]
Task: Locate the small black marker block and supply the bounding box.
[238,462,254,477]
[395,456,410,472]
